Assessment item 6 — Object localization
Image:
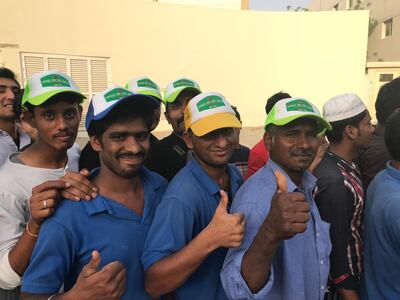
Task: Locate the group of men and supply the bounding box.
[0,66,399,300]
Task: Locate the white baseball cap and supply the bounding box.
[164,77,201,104]
[22,70,85,109]
[125,76,162,102]
[85,85,158,130]
[323,93,367,122]
[184,92,241,136]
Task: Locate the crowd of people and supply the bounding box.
[0,66,399,300]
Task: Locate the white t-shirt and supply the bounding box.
[0,155,75,289]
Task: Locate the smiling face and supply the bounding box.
[265,118,319,177]
[184,127,236,169]
[91,118,150,179]
[0,77,20,121]
[25,96,81,152]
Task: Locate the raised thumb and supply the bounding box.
[217,190,229,213]
[81,250,101,277]
[274,170,287,193]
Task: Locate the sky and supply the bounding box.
[155,0,312,11]
[250,0,311,11]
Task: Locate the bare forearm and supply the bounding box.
[145,228,216,298]
[241,229,280,293]
[9,222,40,276]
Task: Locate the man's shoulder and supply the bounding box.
[314,154,344,185]
[236,166,276,202]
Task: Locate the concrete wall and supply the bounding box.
[1,0,369,131]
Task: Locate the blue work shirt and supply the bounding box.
[361,162,400,300]
[142,156,243,300]
[221,160,331,300]
[21,167,167,300]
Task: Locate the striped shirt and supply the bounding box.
[314,151,365,291]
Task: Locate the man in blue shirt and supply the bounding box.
[21,86,167,300]
[361,110,400,300]
[142,92,245,300]
[221,97,332,300]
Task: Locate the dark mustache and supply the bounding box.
[289,149,313,156]
[116,152,145,159]
[54,131,74,137]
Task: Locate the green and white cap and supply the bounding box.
[164,77,201,104]
[264,97,331,132]
[125,76,162,102]
[184,92,242,136]
[22,70,85,109]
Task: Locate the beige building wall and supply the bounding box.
[1,0,369,131]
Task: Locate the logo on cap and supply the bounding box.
[196,95,225,112]
[137,78,158,90]
[173,79,196,89]
[286,99,314,113]
[40,74,71,88]
[104,88,133,103]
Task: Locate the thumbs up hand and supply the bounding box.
[65,251,127,300]
[261,171,310,242]
[205,190,246,250]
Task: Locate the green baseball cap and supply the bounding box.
[22,70,85,109]
[163,77,201,104]
[264,98,331,133]
[125,76,163,102]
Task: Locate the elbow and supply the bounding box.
[144,269,163,298]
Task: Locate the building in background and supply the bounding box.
[309,0,400,119]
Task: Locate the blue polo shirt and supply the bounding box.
[142,156,243,300]
[361,162,400,300]
[21,167,167,300]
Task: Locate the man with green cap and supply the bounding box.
[221,97,332,300]
[144,77,201,181]
[0,71,96,299]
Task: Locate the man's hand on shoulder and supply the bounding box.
[60,169,97,201]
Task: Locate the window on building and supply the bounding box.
[20,53,111,134]
[382,18,393,38]
[379,74,394,82]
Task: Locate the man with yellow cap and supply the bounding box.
[142,92,245,300]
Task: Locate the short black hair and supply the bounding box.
[265,92,291,114]
[375,77,400,126]
[24,92,83,113]
[87,101,153,138]
[385,110,400,161]
[0,67,20,87]
[13,88,25,117]
[325,110,367,143]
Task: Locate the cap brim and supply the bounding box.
[265,113,332,133]
[140,90,163,103]
[164,87,201,104]
[91,94,158,123]
[23,90,85,109]
[190,112,242,136]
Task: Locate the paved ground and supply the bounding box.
[76,126,265,149]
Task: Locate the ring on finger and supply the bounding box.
[43,200,47,209]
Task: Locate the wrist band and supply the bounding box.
[26,222,39,238]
